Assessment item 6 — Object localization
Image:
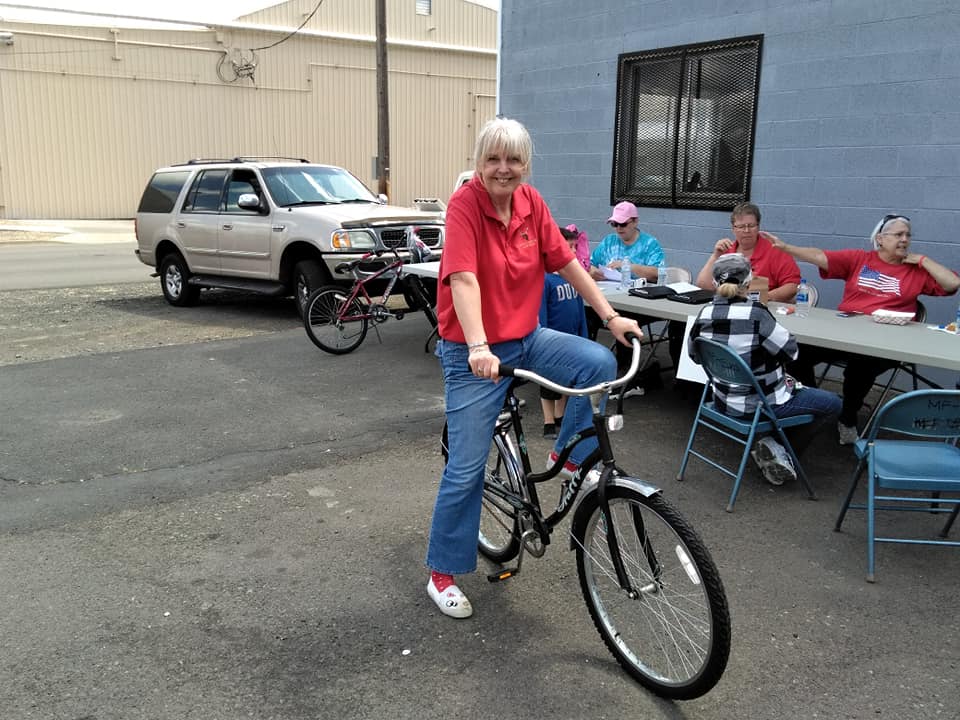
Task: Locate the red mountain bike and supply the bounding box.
[303,242,436,355]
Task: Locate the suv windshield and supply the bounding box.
[261,166,379,207]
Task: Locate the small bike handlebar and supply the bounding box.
[498,333,642,397]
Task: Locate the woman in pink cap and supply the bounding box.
[588,201,666,284]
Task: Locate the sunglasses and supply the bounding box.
[609,220,634,228]
[878,214,910,230]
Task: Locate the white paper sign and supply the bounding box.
[675,315,708,384]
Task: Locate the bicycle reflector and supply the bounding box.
[607,415,624,432]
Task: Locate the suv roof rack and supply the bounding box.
[178,156,311,166]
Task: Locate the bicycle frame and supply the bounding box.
[332,252,405,323]
[491,337,657,594]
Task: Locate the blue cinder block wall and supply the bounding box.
[499,0,960,325]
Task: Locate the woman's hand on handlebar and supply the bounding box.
[468,346,503,382]
[608,315,643,345]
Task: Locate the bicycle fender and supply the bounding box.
[568,475,661,551]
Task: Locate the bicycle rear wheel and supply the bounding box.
[574,486,730,699]
[403,275,438,328]
[440,422,523,564]
[478,430,524,563]
[304,286,368,354]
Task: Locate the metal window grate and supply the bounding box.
[612,35,763,210]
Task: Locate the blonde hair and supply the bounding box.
[474,117,532,176]
[716,282,744,299]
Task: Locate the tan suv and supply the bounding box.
[134,157,443,315]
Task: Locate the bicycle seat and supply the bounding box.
[335,259,366,274]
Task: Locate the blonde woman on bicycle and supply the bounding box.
[424,117,641,618]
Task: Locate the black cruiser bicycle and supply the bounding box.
[441,336,731,699]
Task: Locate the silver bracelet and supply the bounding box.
[466,340,488,349]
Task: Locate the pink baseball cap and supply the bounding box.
[607,201,638,224]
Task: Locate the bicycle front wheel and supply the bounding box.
[304,287,368,354]
[574,487,730,699]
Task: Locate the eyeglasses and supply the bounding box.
[609,220,634,228]
[732,223,758,231]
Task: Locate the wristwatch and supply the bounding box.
[602,312,620,328]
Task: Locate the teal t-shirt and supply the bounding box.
[590,231,665,269]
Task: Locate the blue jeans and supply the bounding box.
[426,327,616,575]
[770,386,842,455]
[772,386,842,420]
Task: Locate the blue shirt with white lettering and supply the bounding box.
[539,273,588,337]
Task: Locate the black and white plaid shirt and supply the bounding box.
[688,297,798,417]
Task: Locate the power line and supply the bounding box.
[249,0,323,52]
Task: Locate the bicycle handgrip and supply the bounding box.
[498,364,516,377]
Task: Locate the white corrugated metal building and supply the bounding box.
[0,0,497,219]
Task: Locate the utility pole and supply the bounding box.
[375,0,390,200]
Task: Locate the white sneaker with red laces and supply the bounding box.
[427,579,473,619]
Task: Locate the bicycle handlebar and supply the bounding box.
[498,333,642,397]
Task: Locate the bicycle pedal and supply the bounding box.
[487,567,518,583]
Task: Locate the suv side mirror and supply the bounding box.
[237,193,263,211]
[378,193,388,204]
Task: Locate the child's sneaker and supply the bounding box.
[547,451,579,481]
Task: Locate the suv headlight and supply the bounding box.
[331,229,376,250]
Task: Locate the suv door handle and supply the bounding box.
[176,221,186,228]
[221,223,233,230]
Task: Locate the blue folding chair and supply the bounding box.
[677,337,817,512]
[834,389,960,582]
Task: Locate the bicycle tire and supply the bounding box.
[478,431,524,562]
[303,286,368,354]
[404,275,438,327]
[574,486,731,699]
[440,422,523,563]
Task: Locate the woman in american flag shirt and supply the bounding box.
[771,215,959,445]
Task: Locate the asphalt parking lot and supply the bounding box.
[1,285,958,720]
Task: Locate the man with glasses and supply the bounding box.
[694,202,800,302]
[772,214,959,444]
[668,203,801,387]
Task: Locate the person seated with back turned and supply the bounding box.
[689,254,842,485]
[668,202,801,374]
[538,226,590,438]
[586,201,666,394]
[770,214,959,445]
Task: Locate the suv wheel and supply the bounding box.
[160,253,200,307]
[293,260,325,318]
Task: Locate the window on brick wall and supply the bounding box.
[612,35,763,210]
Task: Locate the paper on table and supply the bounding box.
[600,265,622,282]
[668,281,702,293]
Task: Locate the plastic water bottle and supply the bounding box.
[657,265,668,286]
[795,278,810,318]
[620,258,632,290]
